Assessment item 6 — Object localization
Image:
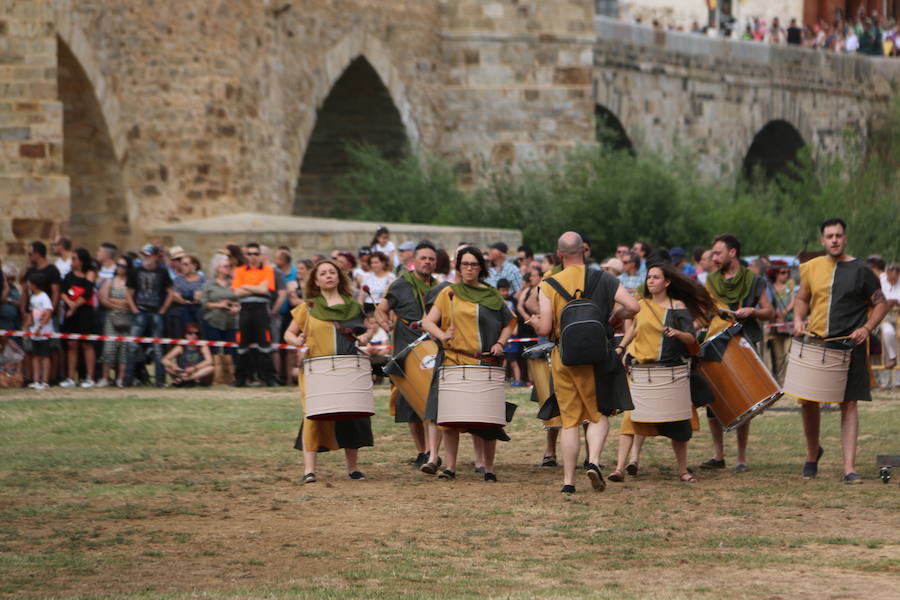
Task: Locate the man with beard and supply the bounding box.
[375,242,439,467]
[791,219,888,483]
[700,233,774,473]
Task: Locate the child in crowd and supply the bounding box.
[497,279,524,387]
[23,273,53,389]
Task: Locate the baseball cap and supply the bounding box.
[670,247,685,260]
[490,242,509,254]
[141,244,159,257]
[600,258,624,275]
[398,241,416,251]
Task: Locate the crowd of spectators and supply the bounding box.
[1,228,897,390]
[641,9,899,57]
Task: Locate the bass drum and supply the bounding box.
[303,354,374,421]
[384,334,439,420]
[696,325,782,431]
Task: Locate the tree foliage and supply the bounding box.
[337,98,900,261]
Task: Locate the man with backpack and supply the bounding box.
[534,232,640,493]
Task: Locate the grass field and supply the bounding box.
[1,384,899,599]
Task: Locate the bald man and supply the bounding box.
[535,232,640,493]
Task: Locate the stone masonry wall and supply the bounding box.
[439,0,597,181]
[593,17,900,177]
[0,0,68,258]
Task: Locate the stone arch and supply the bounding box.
[52,1,126,162]
[595,104,634,154]
[742,120,807,182]
[292,34,417,216]
[57,36,129,246]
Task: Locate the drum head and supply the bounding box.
[522,341,555,360]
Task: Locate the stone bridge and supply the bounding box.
[1,0,898,256]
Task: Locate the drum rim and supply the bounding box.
[439,364,505,372]
[304,354,372,365]
[723,390,783,432]
[791,335,851,352]
[702,323,743,346]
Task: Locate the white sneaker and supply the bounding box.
[27,381,41,389]
[95,378,110,388]
[80,378,95,388]
[36,382,49,390]
[58,378,76,388]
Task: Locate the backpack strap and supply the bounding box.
[583,268,601,300]
[544,277,573,302]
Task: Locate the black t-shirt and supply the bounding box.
[787,26,802,45]
[23,264,62,295]
[61,272,95,308]
[127,266,173,312]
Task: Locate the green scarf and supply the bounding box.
[451,282,504,311]
[707,266,755,307]
[401,270,435,312]
[550,264,563,275]
[310,295,361,322]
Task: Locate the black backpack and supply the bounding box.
[544,269,611,367]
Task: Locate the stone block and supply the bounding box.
[0,126,28,140]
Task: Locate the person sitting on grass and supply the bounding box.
[161,323,213,387]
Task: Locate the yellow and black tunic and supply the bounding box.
[705,267,768,345]
[424,283,516,439]
[621,299,700,441]
[538,265,632,429]
[383,272,437,422]
[291,300,374,453]
[799,256,881,401]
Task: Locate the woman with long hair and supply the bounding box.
[357,251,395,310]
[284,259,376,483]
[420,246,517,482]
[59,248,98,387]
[610,262,716,483]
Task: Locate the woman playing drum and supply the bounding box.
[610,263,716,483]
[420,246,517,482]
[284,260,376,484]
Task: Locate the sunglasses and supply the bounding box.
[245,252,260,256]
[116,263,128,268]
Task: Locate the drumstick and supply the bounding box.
[361,285,377,306]
[823,334,854,342]
[446,289,455,337]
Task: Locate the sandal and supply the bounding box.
[608,470,625,483]
[541,456,558,467]
[680,472,697,483]
[437,469,456,480]
[420,461,438,475]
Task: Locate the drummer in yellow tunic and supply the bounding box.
[609,263,718,483]
[284,260,376,484]
[534,232,639,494]
[791,218,889,483]
[420,246,517,482]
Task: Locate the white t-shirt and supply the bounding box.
[881,272,900,303]
[54,257,72,278]
[360,271,396,305]
[29,292,55,339]
[372,241,398,266]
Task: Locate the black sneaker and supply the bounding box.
[699,458,726,470]
[625,462,639,476]
[802,446,824,479]
[483,472,497,482]
[842,472,862,485]
[413,452,429,468]
[560,484,576,494]
[302,472,316,484]
[585,462,606,492]
[437,469,456,480]
[348,471,366,480]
